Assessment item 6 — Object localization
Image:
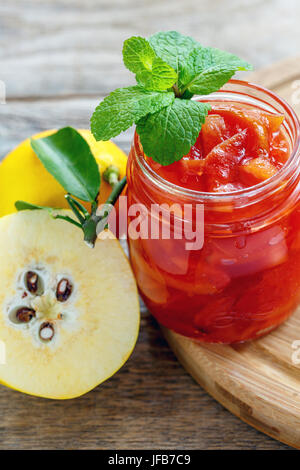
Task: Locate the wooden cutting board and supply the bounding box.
[163,57,300,449]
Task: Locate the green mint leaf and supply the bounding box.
[136,57,177,91]
[149,31,199,75]
[31,128,100,202]
[123,36,156,73]
[136,99,210,165]
[123,36,177,91]
[91,31,253,168]
[91,86,175,141]
[180,46,253,95]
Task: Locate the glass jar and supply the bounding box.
[126,80,300,343]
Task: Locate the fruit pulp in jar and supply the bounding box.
[128,102,300,343]
[147,104,289,193]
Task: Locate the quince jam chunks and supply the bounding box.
[147,104,289,193]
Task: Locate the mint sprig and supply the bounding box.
[91,31,253,165]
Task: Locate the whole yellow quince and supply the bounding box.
[0,129,127,217]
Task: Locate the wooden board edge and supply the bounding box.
[247,56,300,89]
[162,327,300,449]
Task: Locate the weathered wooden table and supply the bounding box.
[0,0,298,450]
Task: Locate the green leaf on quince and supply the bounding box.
[31,127,100,202]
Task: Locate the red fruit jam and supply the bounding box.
[127,81,300,343]
[147,104,288,193]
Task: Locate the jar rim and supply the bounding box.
[133,79,300,202]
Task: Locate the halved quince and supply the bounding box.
[0,210,139,399]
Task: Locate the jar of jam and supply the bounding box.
[126,80,300,343]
